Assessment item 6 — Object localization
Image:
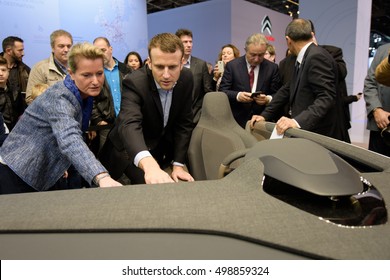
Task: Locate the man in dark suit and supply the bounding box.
[99,33,194,184]
[251,18,346,141]
[309,20,361,143]
[175,28,213,124]
[277,45,357,143]
[219,33,281,128]
[319,44,358,143]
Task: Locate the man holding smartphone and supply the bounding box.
[219,33,281,128]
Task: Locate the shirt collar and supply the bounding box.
[105,58,118,71]
[296,41,313,64]
[154,80,176,92]
[53,56,68,74]
[245,59,258,70]
[184,55,192,67]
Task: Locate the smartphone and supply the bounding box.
[251,91,264,98]
[217,60,224,73]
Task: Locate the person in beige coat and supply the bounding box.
[25,30,73,105]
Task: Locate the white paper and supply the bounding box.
[270,126,284,139]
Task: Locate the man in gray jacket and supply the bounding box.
[363,43,390,156]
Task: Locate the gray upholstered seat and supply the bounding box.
[188,91,258,180]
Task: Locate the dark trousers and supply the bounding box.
[50,165,84,190]
[99,138,144,184]
[0,163,36,195]
[99,137,173,185]
[369,130,390,157]
[0,163,85,195]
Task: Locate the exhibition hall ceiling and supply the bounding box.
[146,0,390,38]
[147,0,299,18]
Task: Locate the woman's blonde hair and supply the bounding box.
[68,42,104,73]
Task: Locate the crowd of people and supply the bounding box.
[0,18,387,195]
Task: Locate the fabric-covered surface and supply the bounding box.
[0,155,389,259]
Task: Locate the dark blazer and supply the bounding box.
[262,43,347,141]
[219,55,281,127]
[278,54,297,118]
[278,54,296,86]
[321,45,356,132]
[188,56,213,124]
[100,66,194,181]
[91,59,132,126]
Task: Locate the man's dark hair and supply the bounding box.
[0,56,8,66]
[2,36,23,52]
[285,19,313,42]
[175,28,193,39]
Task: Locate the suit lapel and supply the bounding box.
[190,56,197,71]
[256,62,266,91]
[291,60,303,100]
[189,57,198,100]
[290,45,311,103]
[151,87,163,118]
[147,68,164,118]
[239,57,251,90]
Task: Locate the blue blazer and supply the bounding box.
[219,55,281,127]
[0,81,106,190]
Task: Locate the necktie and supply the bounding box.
[249,66,255,90]
[294,61,300,77]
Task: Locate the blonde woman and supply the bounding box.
[0,43,122,194]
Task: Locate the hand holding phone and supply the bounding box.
[217,60,224,73]
[251,91,264,98]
